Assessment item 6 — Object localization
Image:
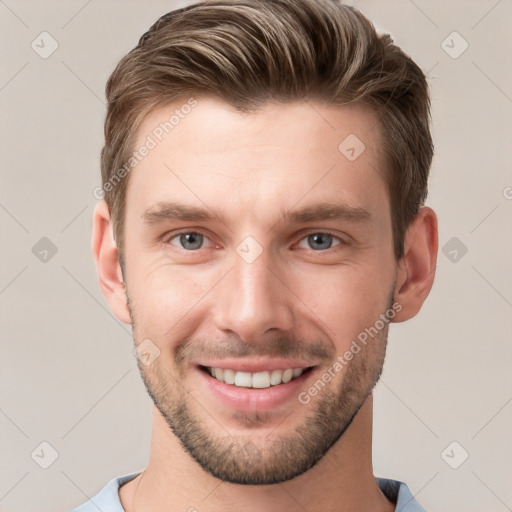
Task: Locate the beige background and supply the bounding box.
[1,1,511,511]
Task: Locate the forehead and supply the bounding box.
[126,98,389,230]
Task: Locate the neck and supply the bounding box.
[120,395,394,512]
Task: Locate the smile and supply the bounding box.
[204,366,313,388]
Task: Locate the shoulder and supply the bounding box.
[69,472,141,512]
[376,477,428,512]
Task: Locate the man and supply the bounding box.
[72,0,438,510]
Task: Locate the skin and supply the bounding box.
[92,98,438,512]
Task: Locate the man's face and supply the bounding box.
[122,98,398,484]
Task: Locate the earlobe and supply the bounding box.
[392,206,438,323]
[91,201,132,324]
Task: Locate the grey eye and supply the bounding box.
[298,233,341,251]
[171,232,204,250]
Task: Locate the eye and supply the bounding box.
[168,231,208,251]
[297,233,343,251]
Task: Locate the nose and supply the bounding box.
[212,249,294,343]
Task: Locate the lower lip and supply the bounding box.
[196,367,314,413]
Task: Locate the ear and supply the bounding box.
[392,206,438,323]
[91,200,132,324]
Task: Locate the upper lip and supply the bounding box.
[197,358,318,373]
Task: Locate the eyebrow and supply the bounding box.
[142,201,373,227]
[285,203,373,225]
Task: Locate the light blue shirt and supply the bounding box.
[70,471,427,511]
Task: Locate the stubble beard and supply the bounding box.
[128,290,393,485]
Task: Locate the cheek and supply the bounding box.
[293,263,390,348]
[127,261,220,340]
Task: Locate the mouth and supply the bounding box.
[200,365,315,389]
[195,359,319,414]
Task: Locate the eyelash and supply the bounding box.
[163,230,349,253]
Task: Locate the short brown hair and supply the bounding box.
[101,0,433,269]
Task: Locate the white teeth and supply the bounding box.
[207,367,306,388]
[281,369,293,383]
[270,369,283,385]
[234,371,252,387]
[252,371,271,388]
[223,369,235,385]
